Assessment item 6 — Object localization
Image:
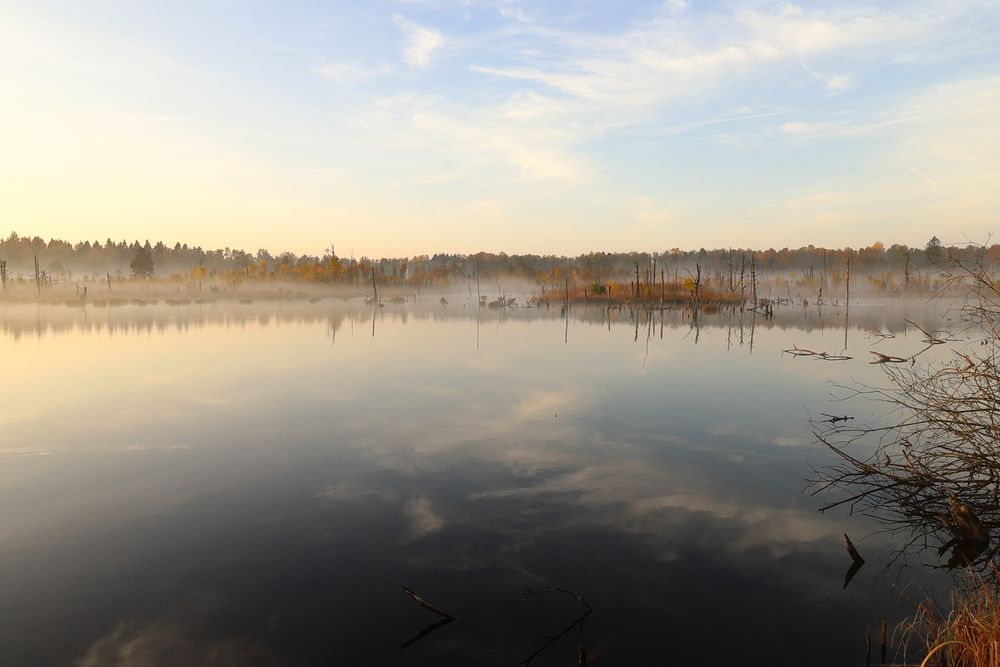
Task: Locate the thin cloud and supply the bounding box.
[909,167,945,192]
[393,15,444,69]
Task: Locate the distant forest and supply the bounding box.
[0,231,990,290]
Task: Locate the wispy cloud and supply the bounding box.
[366,2,981,185]
[909,167,944,192]
[798,58,851,94]
[394,15,444,69]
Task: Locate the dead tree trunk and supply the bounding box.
[846,257,851,306]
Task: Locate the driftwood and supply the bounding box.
[821,413,854,424]
[906,319,959,346]
[400,586,457,649]
[402,586,456,619]
[784,346,853,361]
[843,533,866,589]
[937,495,990,569]
[869,351,909,365]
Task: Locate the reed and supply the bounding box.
[896,577,1000,667]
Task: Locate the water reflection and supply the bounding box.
[0,300,961,665]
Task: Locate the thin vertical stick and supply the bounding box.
[34,254,41,294]
[846,256,851,307]
[880,620,887,664]
[865,624,871,667]
[845,256,851,350]
[740,254,746,308]
[822,248,827,291]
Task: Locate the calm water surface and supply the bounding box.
[0,299,961,665]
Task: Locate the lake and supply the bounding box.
[0,298,961,665]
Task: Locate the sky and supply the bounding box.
[1,0,999,257]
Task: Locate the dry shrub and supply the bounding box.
[898,575,1000,667]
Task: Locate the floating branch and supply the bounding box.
[784,346,852,361]
[821,414,854,424]
[842,533,866,590]
[905,319,959,345]
[784,346,821,357]
[869,351,909,365]
[845,533,865,565]
[402,586,456,620]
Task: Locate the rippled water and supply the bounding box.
[0,299,962,665]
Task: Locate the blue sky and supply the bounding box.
[1,0,998,256]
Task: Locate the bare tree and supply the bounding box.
[810,247,1000,570]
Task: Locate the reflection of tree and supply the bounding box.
[520,587,592,665]
[811,251,1000,571]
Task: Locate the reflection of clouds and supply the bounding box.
[772,434,808,448]
[511,389,579,420]
[79,618,281,667]
[316,480,394,503]
[386,381,466,401]
[707,423,810,450]
[0,442,191,458]
[317,484,443,542]
[404,497,444,540]
[467,438,842,554]
[628,492,840,552]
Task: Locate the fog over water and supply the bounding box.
[0,298,964,665]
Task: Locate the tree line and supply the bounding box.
[0,231,989,288]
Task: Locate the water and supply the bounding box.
[0,299,962,665]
